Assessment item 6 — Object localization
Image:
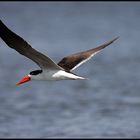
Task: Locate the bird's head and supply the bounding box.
[16,70,43,86]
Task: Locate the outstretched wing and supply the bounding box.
[0,20,62,70]
[58,37,119,72]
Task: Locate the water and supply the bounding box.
[0,2,140,138]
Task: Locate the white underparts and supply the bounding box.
[52,70,85,80]
[30,70,85,81]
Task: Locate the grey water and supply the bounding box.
[0,2,140,138]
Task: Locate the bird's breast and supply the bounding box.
[31,70,84,81]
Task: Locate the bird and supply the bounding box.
[0,20,119,86]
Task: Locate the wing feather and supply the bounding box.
[58,37,119,71]
[0,20,62,70]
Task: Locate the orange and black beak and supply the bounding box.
[16,75,31,86]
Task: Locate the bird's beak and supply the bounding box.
[16,75,31,86]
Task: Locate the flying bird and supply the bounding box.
[0,20,119,86]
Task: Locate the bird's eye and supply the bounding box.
[30,70,42,75]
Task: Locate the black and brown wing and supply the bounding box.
[58,37,119,72]
[0,20,62,70]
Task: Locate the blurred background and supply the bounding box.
[0,2,140,138]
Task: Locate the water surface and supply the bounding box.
[0,2,140,138]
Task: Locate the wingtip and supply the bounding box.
[0,19,3,24]
[112,36,120,42]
